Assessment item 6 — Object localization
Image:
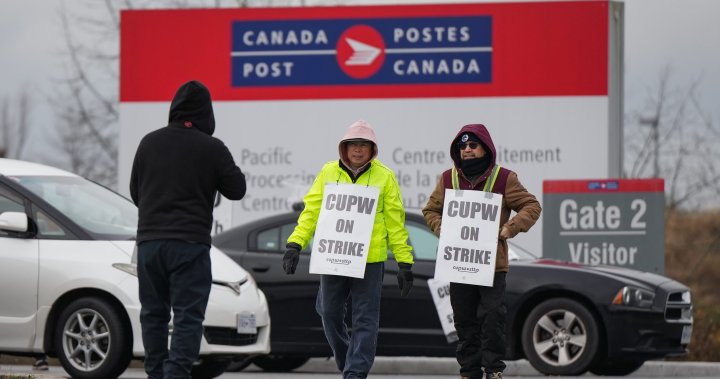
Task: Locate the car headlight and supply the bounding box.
[612,286,655,308]
[113,263,138,277]
[111,262,255,297]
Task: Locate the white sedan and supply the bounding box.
[0,158,270,379]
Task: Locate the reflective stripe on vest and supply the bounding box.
[451,164,502,192]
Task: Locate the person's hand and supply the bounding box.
[499,226,511,240]
[282,243,301,274]
[397,263,414,297]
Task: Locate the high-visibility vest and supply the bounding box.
[451,164,502,191]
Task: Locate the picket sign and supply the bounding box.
[427,278,458,343]
[309,183,379,278]
[433,189,502,286]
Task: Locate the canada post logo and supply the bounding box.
[231,16,492,86]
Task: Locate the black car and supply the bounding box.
[213,211,692,376]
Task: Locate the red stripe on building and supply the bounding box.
[120,1,609,101]
[543,179,665,194]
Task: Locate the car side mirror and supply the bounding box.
[0,211,29,232]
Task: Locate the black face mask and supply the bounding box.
[459,155,492,177]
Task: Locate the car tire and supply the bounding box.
[54,297,132,379]
[252,354,310,372]
[191,357,231,379]
[521,298,599,375]
[589,359,644,376]
[224,355,254,372]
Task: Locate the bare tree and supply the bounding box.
[625,67,720,210]
[0,88,33,159]
[50,0,253,189]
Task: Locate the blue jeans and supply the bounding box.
[137,239,212,379]
[315,262,384,379]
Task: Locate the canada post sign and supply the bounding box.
[231,17,492,86]
[543,179,665,274]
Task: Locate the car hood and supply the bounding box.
[111,241,250,283]
[527,258,673,288]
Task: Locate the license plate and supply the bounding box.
[237,313,257,334]
[681,324,692,344]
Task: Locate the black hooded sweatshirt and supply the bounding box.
[130,80,246,245]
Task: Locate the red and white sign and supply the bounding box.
[119,1,623,254]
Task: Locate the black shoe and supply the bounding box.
[32,359,49,371]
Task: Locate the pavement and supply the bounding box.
[2,357,720,378]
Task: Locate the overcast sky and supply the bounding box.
[1,0,719,161]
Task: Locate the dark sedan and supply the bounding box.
[213,211,692,376]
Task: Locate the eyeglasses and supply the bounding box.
[458,142,480,150]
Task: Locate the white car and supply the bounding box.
[0,158,270,379]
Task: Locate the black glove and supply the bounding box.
[397,263,414,297]
[282,243,301,275]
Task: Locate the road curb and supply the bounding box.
[0,374,65,379]
[299,357,542,375]
[3,358,720,377]
[300,357,720,377]
[633,361,720,376]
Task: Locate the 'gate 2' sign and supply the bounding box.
[543,179,664,273]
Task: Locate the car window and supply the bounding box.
[256,222,311,253]
[406,221,439,261]
[0,185,26,238]
[257,227,280,251]
[31,204,70,239]
[16,176,137,239]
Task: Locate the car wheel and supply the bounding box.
[252,354,310,372]
[521,298,599,375]
[54,297,132,379]
[191,358,231,379]
[224,355,254,372]
[590,359,644,376]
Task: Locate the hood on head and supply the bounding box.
[168,80,215,135]
[450,123,497,168]
[338,120,378,167]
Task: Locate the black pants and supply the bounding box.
[138,239,212,379]
[450,272,507,379]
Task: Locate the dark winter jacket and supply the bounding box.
[422,123,541,272]
[130,80,246,245]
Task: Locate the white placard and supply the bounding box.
[309,183,379,278]
[427,278,458,343]
[433,189,503,286]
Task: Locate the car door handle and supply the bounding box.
[252,265,270,273]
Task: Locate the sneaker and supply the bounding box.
[32,359,49,371]
[487,372,503,379]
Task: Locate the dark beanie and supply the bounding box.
[457,132,483,147]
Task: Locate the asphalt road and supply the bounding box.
[2,357,720,378]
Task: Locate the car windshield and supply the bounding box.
[507,243,539,261]
[15,175,137,239]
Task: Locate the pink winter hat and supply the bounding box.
[340,120,377,144]
[338,120,379,166]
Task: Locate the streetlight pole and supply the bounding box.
[639,116,660,178]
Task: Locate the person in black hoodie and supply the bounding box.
[130,80,246,379]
